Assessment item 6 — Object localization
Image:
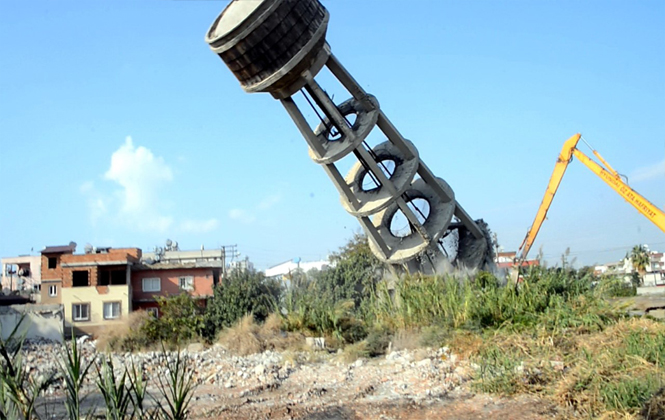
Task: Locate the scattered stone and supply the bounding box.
[187,342,205,353]
[15,333,472,417]
[255,364,266,376]
[305,337,326,350]
[417,359,432,368]
[550,361,564,371]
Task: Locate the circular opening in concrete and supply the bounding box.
[389,197,430,238]
[437,223,460,261]
[360,159,396,191]
[323,112,358,142]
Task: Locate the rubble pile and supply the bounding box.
[18,337,475,417]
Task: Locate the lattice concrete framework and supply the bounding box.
[206,0,493,274]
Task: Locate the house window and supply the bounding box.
[72,271,89,287]
[72,304,90,322]
[33,284,41,292]
[103,302,121,320]
[146,307,159,318]
[100,270,127,286]
[179,276,194,291]
[48,285,57,297]
[48,257,57,269]
[142,278,161,292]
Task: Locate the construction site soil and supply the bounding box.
[25,339,565,419]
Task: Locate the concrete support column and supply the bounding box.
[206,0,493,273]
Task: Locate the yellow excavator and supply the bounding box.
[516,133,665,265]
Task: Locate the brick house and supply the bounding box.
[131,249,224,316]
[40,243,141,335]
[38,243,225,334]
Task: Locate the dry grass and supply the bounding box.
[554,318,665,418]
[469,317,664,419]
[218,314,305,356]
[96,311,152,351]
[390,329,422,352]
[448,330,484,359]
[337,340,369,364]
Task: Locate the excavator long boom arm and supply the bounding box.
[572,148,665,232]
[517,134,581,262]
[517,134,665,264]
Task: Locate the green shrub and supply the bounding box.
[204,269,282,340]
[144,293,205,346]
[601,375,662,412]
[472,345,521,395]
[312,233,383,309]
[364,327,392,357]
[624,330,665,366]
[599,276,637,297]
[279,234,384,341]
[281,290,368,343]
[367,267,617,335]
[418,325,451,348]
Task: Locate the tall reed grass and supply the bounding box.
[367,268,618,333]
[0,317,198,420]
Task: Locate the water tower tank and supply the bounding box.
[206,0,330,98]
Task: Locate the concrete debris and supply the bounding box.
[17,338,474,417]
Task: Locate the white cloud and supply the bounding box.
[79,181,94,193]
[228,208,256,224]
[105,137,173,217]
[179,218,220,233]
[227,193,282,225]
[258,194,282,211]
[80,181,108,226]
[630,158,665,182]
[81,136,219,235]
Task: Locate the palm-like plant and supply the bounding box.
[155,347,196,420]
[60,333,93,420]
[629,245,650,285]
[95,356,132,420]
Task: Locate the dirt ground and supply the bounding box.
[187,355,564,420]
[193,390,560,420]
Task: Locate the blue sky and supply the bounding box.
[1,0,663,270]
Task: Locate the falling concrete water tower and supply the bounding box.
[206,0,493,274]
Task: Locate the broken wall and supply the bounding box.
[0,304,64,341]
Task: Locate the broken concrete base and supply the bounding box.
[0,304,64,341]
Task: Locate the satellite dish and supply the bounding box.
[84,244,93,254]
[166,239,173,249]
[173,241,179,251]
[69,241,77,251]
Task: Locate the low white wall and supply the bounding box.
[0,304,64,341]
[636,286,665,296]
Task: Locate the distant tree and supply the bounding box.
[144,293,205,345]
[313,233,384,308]
[629,245,650,286]
[577,265,596,280]
[204,269,282,338]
